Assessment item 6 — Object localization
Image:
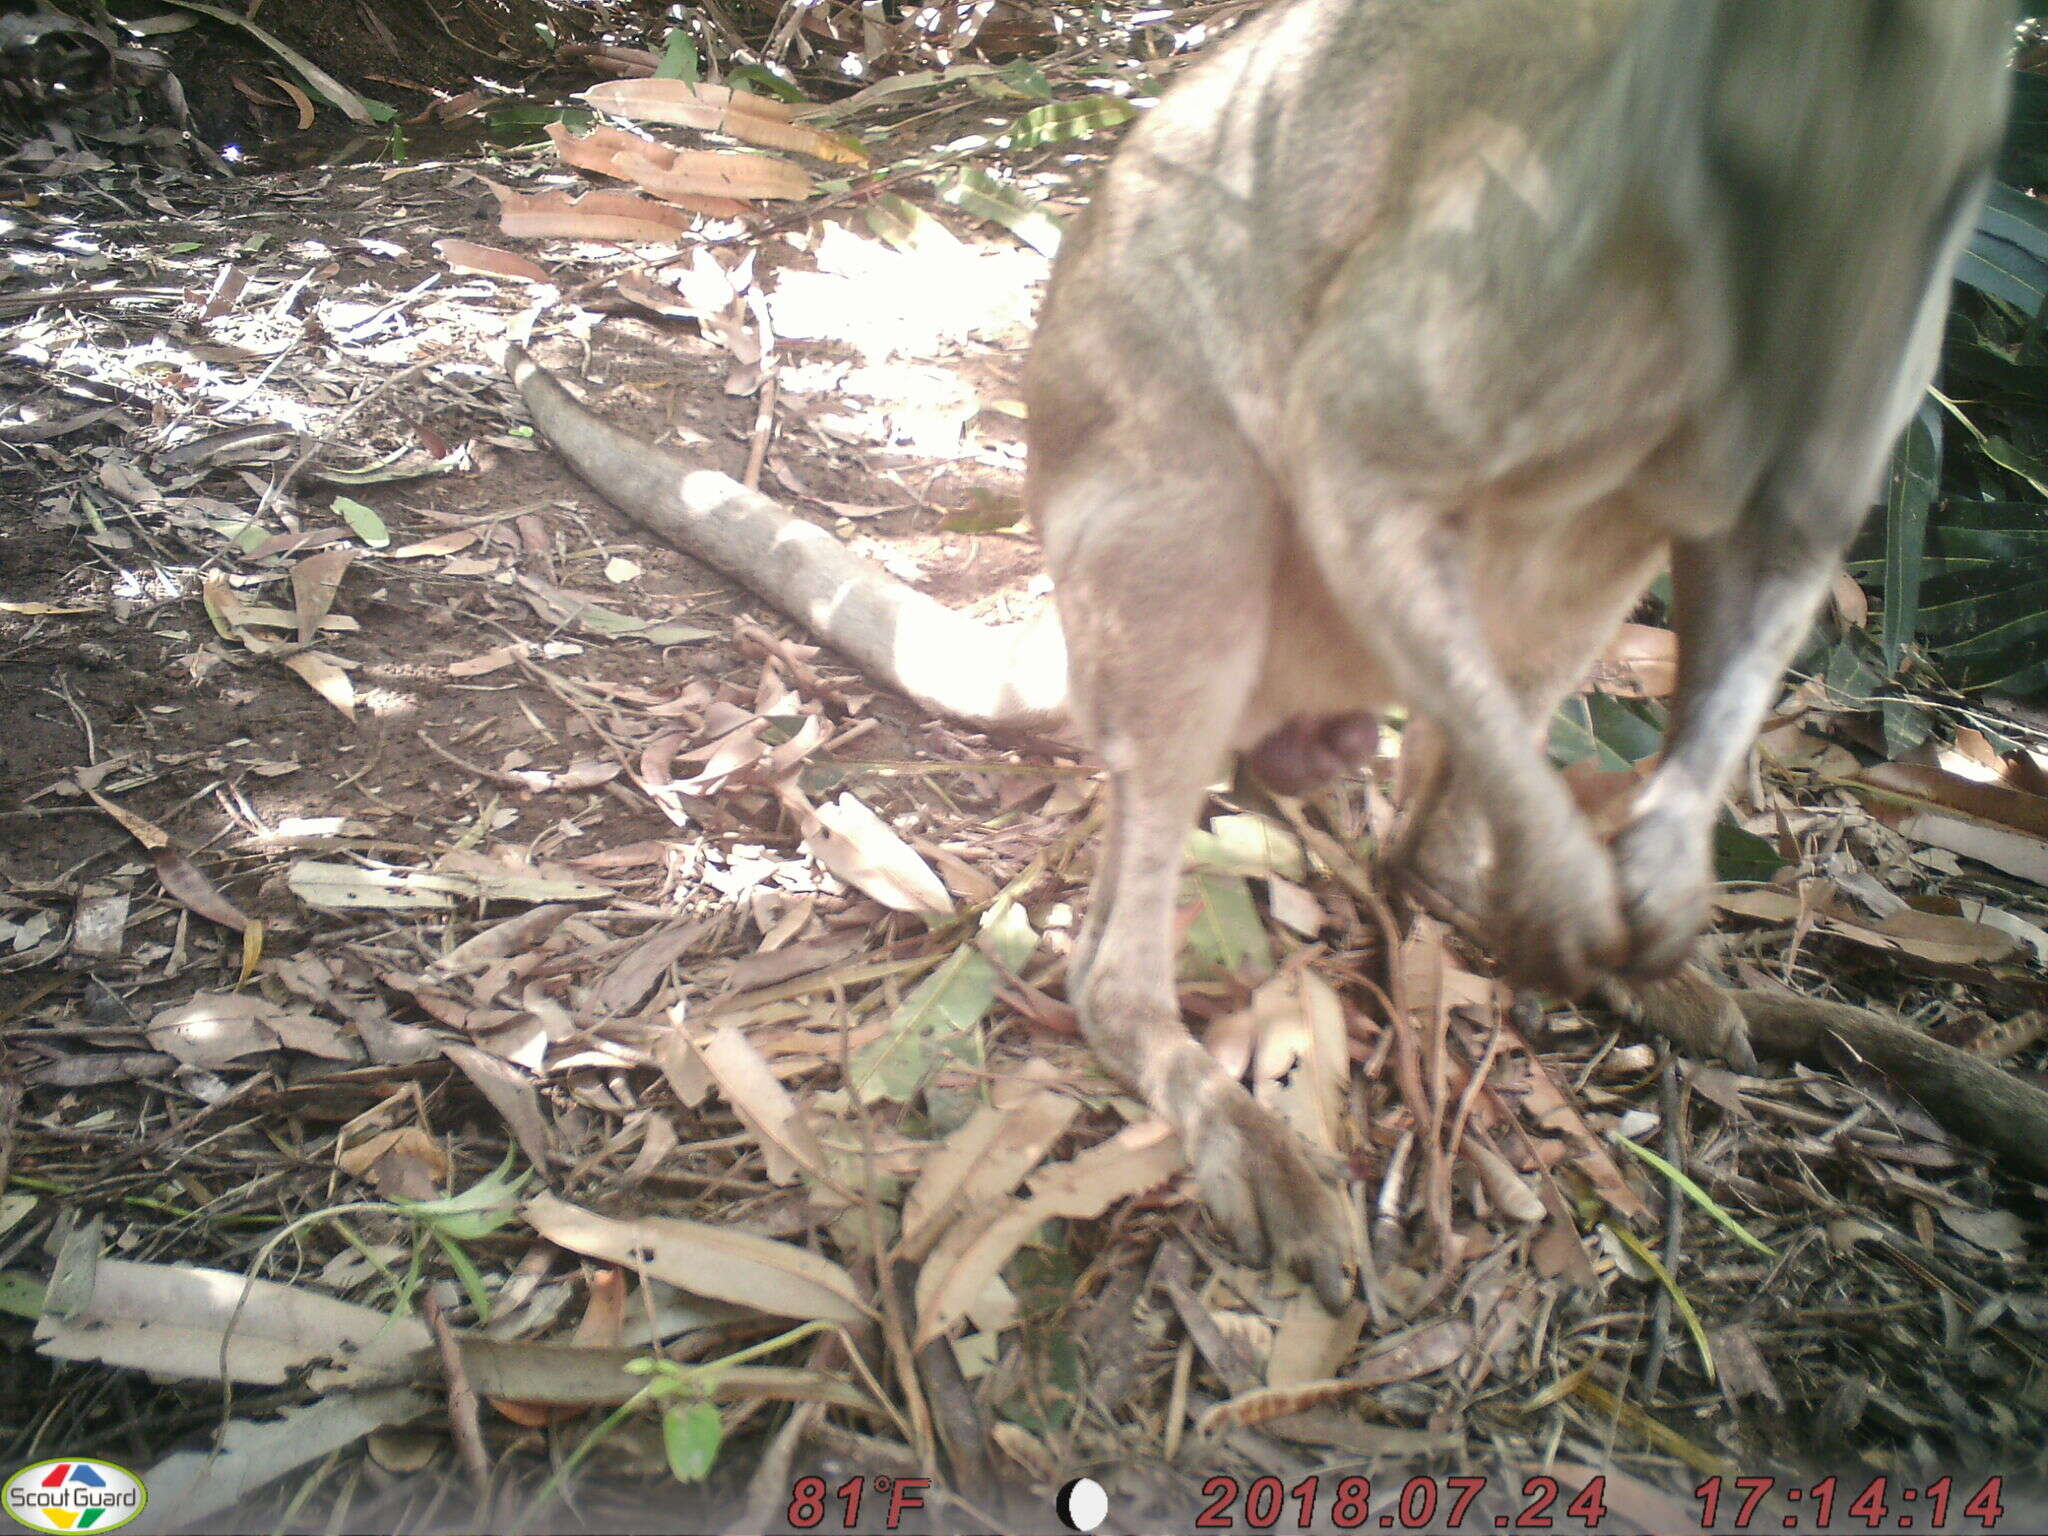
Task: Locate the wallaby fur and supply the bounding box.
[513,0,2012,1309]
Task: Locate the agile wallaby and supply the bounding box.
[510,0,2013,1309]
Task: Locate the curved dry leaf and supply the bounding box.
[899,1058,1076,1260]
[281,650,357,720]
[154,845,252,932]
[790,789,954,916]
[387,528,482,559]
[434,903,578,975]
[584,78,798,126]
[546,119,646,175]
[585,78,860,164]
[1591,621,1679,698]
[265,73,315,129]
[615,147,813,204]
[148,992,281,1066]
[1466,1139,1545,1223]
[697,1023,830,1185]
[491,184,692,243]
[914,1120,1183,1346]
[436,238,553,285]
[523,1191,868,1325]
[290,547,354,642]
[87,787,171,850]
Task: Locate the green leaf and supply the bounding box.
[1585,692,1664,765]
[726,64,805,104]
[430,1228,495,1323]
[1548,694,1627,769]
[662,1399,723,1482]
[1881,400,1940,671]
[1958,182,2048,314]
[332,496,391,549]
[1180,869,1272,980]
[862,192,963,255]
[1820,632,1886,708]
[393,1153,529,1241]
[848,899,1037,1103]
[938,168,1063,257]
[0,1270,46,1320]
[1712,820,1782,884]
[938,489,1025,533]
[967,61,1055,101]
[1001,97,1137,150]
[655,29,699,82]
[1184,813,1308,880]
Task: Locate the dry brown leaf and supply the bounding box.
[491,184,693,242]
[1266,1295,1368,1390]
[544,122,751,217]
[337,1126,449,1201]
[914,1120,1183,1346]
[696,1022,831,1185]
[785,788,954,916]
[387,528,483,559]
[147,992,279,1066]
[899,1058,1077,1260]
[1756,721,1861,778]
[147,992,349,1067]
[583,78,862,165]
[1857,760,2048,838]
[654,1019,713,1106]
[154,847,253,932]
[442,1042,552,1171]
[583,77,798,126]
[1829,568,1871,627]
[1508,1050,1649,1221]
[290,548,355,643]
[88,787,171,850]
[33,1258,429,1388]
[279,651,357,720]
[265,74,316,129]
[433,904,578,977]
[1244,968,1351,1155]
[1466,1139,1545,1222]
[546,119,649,174]
[449,643,527,677]
[1590,621,1678,698]
[615,147,813,204]
[435,238,553,285]
[523,1191,868,1324]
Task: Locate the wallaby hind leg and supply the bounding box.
[1045,457,1361,1310]
[1286,476,1632,993]
[1386,526,1668,929]
[1616,499,1862,975]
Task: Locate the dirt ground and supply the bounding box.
[6,11,2048,1536]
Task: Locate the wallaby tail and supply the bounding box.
[506,345,1070,734]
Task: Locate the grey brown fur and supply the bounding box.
[515,0,2012,1308]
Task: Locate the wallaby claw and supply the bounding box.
[1188,1086,1360,1312]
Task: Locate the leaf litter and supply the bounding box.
[3,11,2048,1533]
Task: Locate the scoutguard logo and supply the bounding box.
[3,1460,147,1533]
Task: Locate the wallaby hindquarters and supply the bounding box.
[1027,0,2011,1304]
